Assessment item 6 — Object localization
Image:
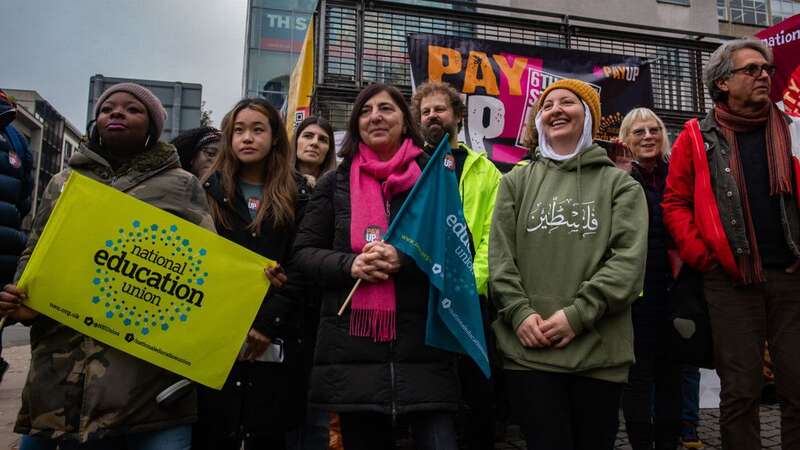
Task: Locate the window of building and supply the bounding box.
[62,141,73,169]
[657,0,690,5]
[729,0,769,25]
[718,0,729,19]
[771,0,800,24]
[246,0,315,108]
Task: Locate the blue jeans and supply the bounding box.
[285,408,329,450]
[682,366,701,423]
[21,425,192,450]
[19,435,56,450]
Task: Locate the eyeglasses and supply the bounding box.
[730,63,776,78]
[200,147,219,158]
[631,126,662,138]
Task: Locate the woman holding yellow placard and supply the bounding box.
[0,83,214,449]
[193,97,308,450]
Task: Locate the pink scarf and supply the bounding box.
[349,138,422,341]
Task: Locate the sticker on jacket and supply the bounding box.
[526,196,598,237]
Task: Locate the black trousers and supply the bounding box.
[458,297,500,450]
[339,411,457,450]
[505,369,623,450]
[621,297,683,450]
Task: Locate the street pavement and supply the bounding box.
[0,324,784,449]
[0,325,29,450]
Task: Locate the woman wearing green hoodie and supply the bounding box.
[489,79,648,450]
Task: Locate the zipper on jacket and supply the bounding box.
[389,341,398,423]
[694,124,728,248]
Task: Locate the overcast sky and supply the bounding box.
[0,0,248,131]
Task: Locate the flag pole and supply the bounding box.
[337,279,362,316]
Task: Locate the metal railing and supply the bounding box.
[312,0,733,132]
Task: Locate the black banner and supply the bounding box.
[408,33,654,163]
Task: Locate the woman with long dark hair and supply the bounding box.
[193,98,307,450]
[291,83,460,450]
[293,116,336,188]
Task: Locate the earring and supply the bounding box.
[99,135,103,147]
[145,135,151,148]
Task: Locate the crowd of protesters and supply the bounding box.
[0,35,798,450]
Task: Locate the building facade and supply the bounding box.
[310,1,736,137]
[3,89,82,219]
[242,0,476,109]
[87,74,203,141]
[243,0,318,108]
[718,0,800,35]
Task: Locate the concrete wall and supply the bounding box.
[488,0,720,35]
[719,21,765,37]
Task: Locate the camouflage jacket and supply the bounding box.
[13,142,214,442]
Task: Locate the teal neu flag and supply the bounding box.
[384,135,491,378]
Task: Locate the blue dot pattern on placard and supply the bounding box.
[89,221,209,337]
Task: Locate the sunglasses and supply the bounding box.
[730,63,776,78]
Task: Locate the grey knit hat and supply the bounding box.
[94,82,167,140]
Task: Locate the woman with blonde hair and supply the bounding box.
[618,107,683,450]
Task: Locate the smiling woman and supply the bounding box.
[291,83,463,449]
[490,78,648,450]
[617,107,683,450]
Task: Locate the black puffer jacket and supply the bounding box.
[193,171,309,446]
[629,161,673,343]
[630,161,672,294]
[291,155,460,417]
[0,98,32,285]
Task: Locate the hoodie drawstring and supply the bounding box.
[577,151,583,240]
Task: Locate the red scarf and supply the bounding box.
[714,102,793,284]
[349,138,422,341]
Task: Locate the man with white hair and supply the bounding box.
[663,38,800,450]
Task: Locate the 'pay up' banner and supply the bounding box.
[18,172,273,389]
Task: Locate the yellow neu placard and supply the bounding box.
[17,172,272,389]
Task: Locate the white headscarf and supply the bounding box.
[535,100,594,161]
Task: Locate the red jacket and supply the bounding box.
[663,114,800,280]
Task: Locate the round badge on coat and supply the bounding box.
[8,150,21,169]
[364,225,382,243]
[247,196,260,213]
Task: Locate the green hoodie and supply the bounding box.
[489,144,647,383]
